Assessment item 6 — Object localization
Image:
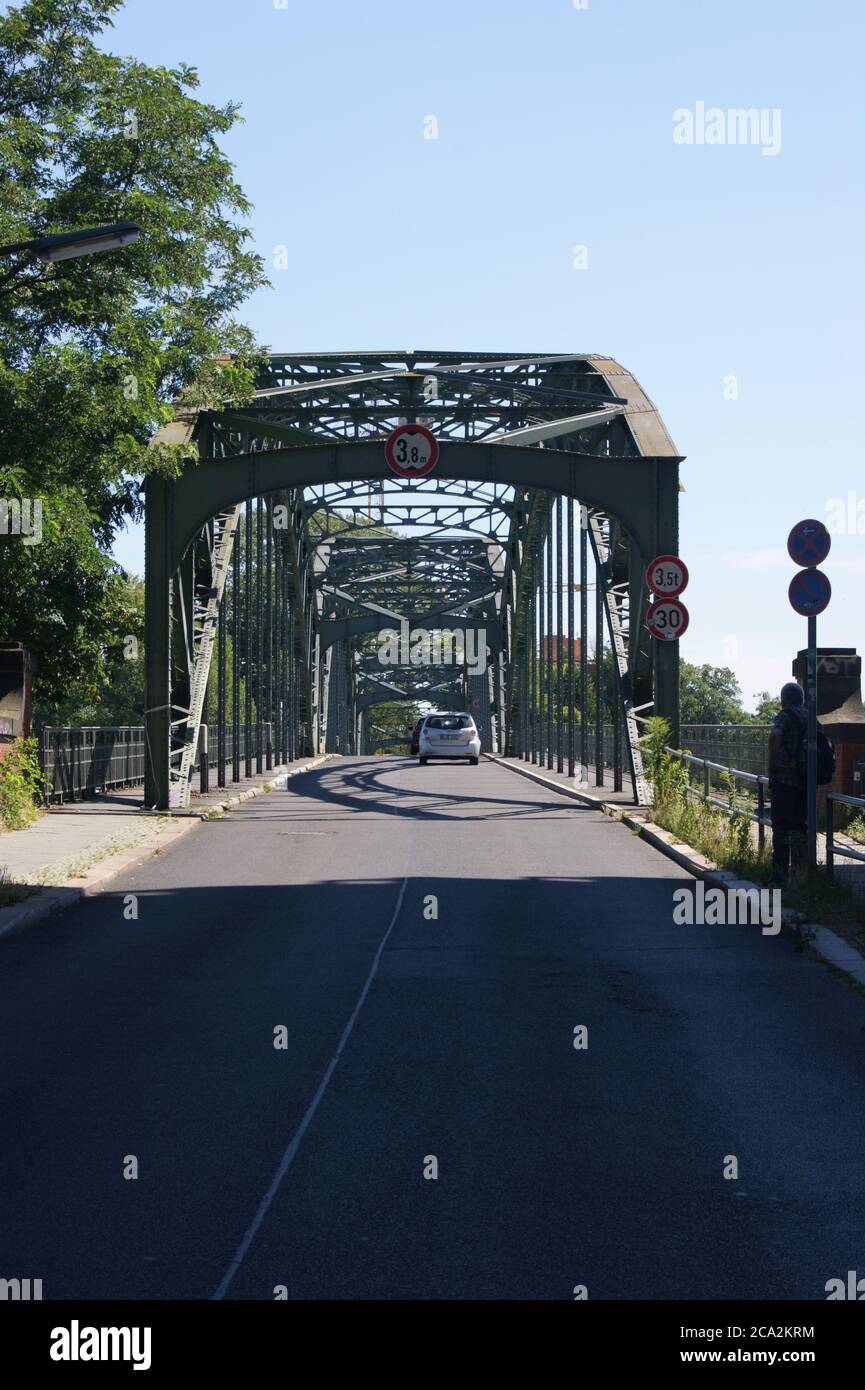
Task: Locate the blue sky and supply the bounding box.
[105,0,865,708]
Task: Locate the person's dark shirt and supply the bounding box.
[770,707,807,787]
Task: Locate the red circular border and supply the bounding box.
[646,553,689,597]
[787,518,831,567]
[788,568,831,616]
[646,597,690,641]
[384,423,439,478]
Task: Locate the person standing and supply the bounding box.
[767,682,808,882]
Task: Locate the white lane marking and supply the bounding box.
[212,870,409,1300]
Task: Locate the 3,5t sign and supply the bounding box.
[646,554,688,598]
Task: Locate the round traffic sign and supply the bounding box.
[646,554,689,598]
[646,597,689,641]
[788,567,831,616]
[384,423,439,478]
[787,518,831,567]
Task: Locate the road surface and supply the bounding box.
[1,756,864,1300]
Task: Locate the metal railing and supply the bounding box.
[40,726,145,802]
[39,723,264,802]
[680,724,772,777]
[825,792,865,880]
[662,739,865,881]
[665,746,771,853]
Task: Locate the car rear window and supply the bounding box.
[426,715,472,730]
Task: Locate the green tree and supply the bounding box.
[750,690,781,723]
[367,701,421,753]
[679,661,746,725]
[0,0,267,704]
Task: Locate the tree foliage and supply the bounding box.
[0,0,266,703]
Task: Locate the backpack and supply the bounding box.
[789,709,835,785]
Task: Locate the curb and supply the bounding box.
[0,754,335,940]
[486,753,865,987]
[140,753,334,820]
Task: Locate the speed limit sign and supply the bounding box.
[384,423,439,478]
[646,554,689,597]
[647,597,689,641]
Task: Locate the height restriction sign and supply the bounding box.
[646,554,689,598]
[384,423,439,478]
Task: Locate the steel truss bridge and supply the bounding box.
[144,352,682,810]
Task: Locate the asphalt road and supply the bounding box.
[2,755,865,1301]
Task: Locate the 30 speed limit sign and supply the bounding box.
[646,554,689,597]
[646,597,689,641]
[384,423,439,478]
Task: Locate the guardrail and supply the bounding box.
[825,792,865,880]
[665,746,771,853]
[39,724,262,802]
[657,737,865,879]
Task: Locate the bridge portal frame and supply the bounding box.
[145,434,680,809]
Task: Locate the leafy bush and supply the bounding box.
[639,718,762,878]
[0,738,45,830]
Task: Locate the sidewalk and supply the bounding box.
[488,755,637,808]
[0,755,332,933]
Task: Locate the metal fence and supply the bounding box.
[679,725,772,776]
[39,724,262,802]
[665,744,865,886]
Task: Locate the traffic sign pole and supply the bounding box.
[787,519,831,873]
[807,615,818,869]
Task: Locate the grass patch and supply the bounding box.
[640,717,865,942]
[0,864,37,908]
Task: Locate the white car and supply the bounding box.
[418,712,481,765]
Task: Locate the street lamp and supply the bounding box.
[0,221,141,263]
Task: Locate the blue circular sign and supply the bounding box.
[788,567,831,616]
[787,518,831,567]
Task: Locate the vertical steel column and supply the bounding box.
[200,675,210,795]
[143,475,171,810]
[533,547,541,765]
[595,527,604,787]
[556,494,564,773]
[546,505,553,770]
[217,591,226,787]
[289,603,296,763]
[287,539,294,761]
[244,499,252,778]
[580,513,589,774]
[613,624,622,794]
[265,500,273,772]
[567,495,575,780]
[256,499,264,774]
[232,511,241,783]
[521,591,529,759]
[232,510,241,783]
[274,532,282,765]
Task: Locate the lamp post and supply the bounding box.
[0,221,141,263]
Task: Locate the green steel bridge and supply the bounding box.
[143,351,683,810]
